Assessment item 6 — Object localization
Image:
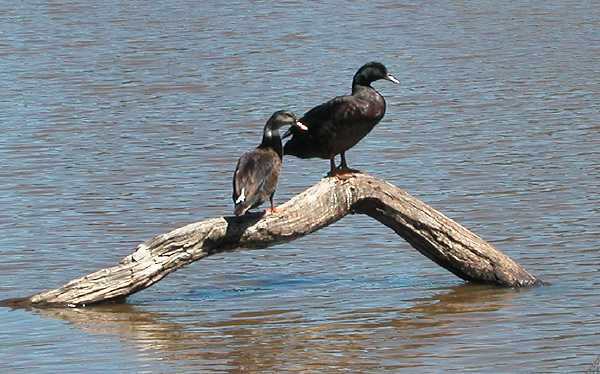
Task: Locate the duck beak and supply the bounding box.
[282,121,307,139]
[386,74,400,84]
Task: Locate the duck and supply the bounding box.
[232,110,306,216]
[283,62,399,176]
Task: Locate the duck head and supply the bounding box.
[265,110,302,132]
[352,61,400,89]
[261,110,307,154]
[264,110,307,140]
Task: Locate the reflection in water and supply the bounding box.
[29,284,518,373]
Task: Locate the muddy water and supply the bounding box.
[1,1,599,373]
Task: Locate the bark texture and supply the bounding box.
[19,173,541,307]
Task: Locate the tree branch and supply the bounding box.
[12,173,541,307]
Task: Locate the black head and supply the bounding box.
[352,61,400,88]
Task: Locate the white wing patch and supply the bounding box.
[235,187,246,204]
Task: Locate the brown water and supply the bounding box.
[1,1,599,373]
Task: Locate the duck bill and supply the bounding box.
[386,74,400,84]
[282,121,307,139]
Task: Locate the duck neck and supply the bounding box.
[352,83,374,95]
[258,127,283,159]
[352,71,373,94]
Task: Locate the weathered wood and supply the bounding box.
[18,173,541,307]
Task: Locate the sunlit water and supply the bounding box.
[1,1,599,373]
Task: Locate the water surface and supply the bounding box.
[1,1,599,373]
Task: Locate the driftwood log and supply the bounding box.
[12,173,541,307]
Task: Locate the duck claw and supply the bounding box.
[327,167,361,178]
[264,207,278,215]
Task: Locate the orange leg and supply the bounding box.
[264,195,278,214]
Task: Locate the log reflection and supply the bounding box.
[26,284,520,372]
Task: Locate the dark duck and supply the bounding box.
[283,62,399,176]
[232,110,306,216]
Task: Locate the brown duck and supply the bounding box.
[232,110,306,216]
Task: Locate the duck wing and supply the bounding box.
[284,96,360,158]
[232,148,281,215]
[301,95,363,129]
